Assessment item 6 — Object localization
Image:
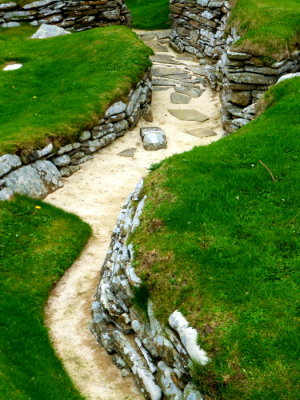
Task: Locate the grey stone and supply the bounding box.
[186,128,217,138]
[79,131,91,142]
[0,188,14,201]
[183,383,204,400]
[0,2,17,11]
[151,54,183,65]
[23,0,55,9]
[140,127,167,151]
[141,105,153,122]
[113,119,129,134]
[157,361,183,400]
[277,72,300,84]
[175,86,204,98]
[168,109,209,122]
[59,165,80,177]
[105,101,127,118]
[57,144,73,155]
[118,148,137,157]
[0,154,22,178]
[31,24,71,39]
[27,143,53,162]
[170,92,192,104]
[226,72,277,85]
[52,154,71,167]
[33,160,63,190]
[2,22,20,28]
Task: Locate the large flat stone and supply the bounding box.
[140,127,167,151]
[168,109,209,122]
[170,92,191,104]
[175,86,204,98]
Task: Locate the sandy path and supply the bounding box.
[45,32,223,400]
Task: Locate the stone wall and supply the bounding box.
[91,180,208,400]
[169,0,300,132]
[0,0,131,30]
[0,72,152,201]
[169,0,231,60]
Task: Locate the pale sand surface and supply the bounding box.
[45,34,224,400]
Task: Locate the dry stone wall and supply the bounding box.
[91,180,208,400]
[0,71,152,200]
[0,0,131,30]
[170,0,300,132]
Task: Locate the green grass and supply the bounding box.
[133,77,300,399]
[126,0,171,30]
[0,25,151,155]
[0,195,91,400]
[229,0,300,60]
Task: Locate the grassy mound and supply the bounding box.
[0,195,91,400]
[127,0,171,30]
[229,0,300,60]
[133,77,300,398]
[0,25,151,155]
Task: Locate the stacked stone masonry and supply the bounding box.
[0,0,131,30]
[91,179,208,400]
[170,0,300,132]
[0,72,152,200]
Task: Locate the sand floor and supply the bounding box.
[45,32,224,400]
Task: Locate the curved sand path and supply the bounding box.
[45,32,224,400]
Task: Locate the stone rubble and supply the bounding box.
[91,179,207,400]
[0,71,152,200]
[31,23,71,38]
[0,0,131,30]
[140,127,167,151]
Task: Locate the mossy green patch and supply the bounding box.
[0,25,151,155]
[127,0,171,30]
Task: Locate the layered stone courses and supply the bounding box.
[0,0,131,30]
[91,179,206,400]
[0,71,152,200]
[169,0,300,132]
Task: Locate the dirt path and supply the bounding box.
[45,31,223,400]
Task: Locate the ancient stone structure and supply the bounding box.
[169,0,300,132]
[0,72,152,200]
[0,0,131,30]
[91,179,206,400]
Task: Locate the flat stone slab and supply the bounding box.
[186,128,217,138]
[170,92,191,104]
[168,109,209,122]
[118,148,137,157]
[140,127,167,151]
[175,86,205,98]
[31,24,71,39]
[151,54,183,65]
[153,86,172,91]
[152,67,186,77]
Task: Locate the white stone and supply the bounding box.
[169,311,210,366]
[277,72,300,84]
[3,63,23,71]
[31,24,71,39]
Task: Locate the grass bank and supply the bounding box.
[0,195,91,400]
[133,77,300,398]
[0,25,151,155]
[127,0,171,30]
[229,0,300,60]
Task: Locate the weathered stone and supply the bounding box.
[0,154,22,178]
[226,72,277,85]
[105,101,127,118]
[52,154,71,167]
[79,130,91,142]
[170,92,192,104]
[230,91,251,107]
[118,148,137,157]
[157,361,183,400]
[0,187,14,201]
[59,165,80,177]
[277,72,300,84]
[31,23,71,39]
[27,143,53,162]
[168,109,209,122]
[141,105,153,122]
[183,383,204,400]
[175,86,204,98]
[140,127,167,151]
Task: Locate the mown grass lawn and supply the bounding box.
[133,77,300,399]
[0,195,91,400]
[229,0,300,60]
[127,0,171,30]
[0,25,151,155]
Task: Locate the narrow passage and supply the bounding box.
[45,31,223,400]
